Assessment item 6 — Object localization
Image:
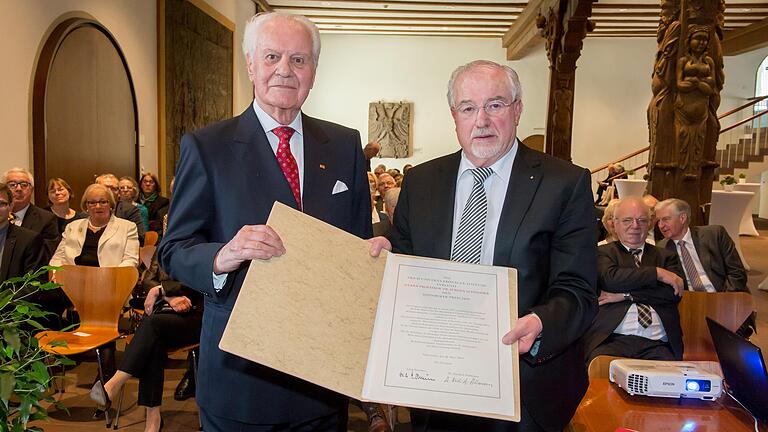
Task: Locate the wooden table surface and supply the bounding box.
[569,379,764,432]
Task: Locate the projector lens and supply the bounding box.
[685,379,710,392]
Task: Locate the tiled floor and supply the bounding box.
[28,226,768,431]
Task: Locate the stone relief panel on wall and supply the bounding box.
[368,101,412,158]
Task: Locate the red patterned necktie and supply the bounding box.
[272,126,301,210]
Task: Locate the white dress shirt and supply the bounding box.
[450,142,517,266]
[213,103,306,290]
[13,204,30,226]
[674,228,716,292]
[613,242,669,342]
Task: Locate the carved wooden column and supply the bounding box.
[647,0,725,225]
[537,0,595,161]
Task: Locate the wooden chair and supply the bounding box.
[139,245,157,269]
[144,231,159,246]
[35,265,139,428]
[678,291,754,361]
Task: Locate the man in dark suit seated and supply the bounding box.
[655,198,748,293]
[3,168,60,261]
[583,196,685,365]
[0,181,44,282]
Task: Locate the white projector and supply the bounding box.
[609,359,722,400]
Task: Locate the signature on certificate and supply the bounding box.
[399,369,436,382]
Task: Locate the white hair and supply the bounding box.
[242,12,321,63]
[3,167,34,186]
[446,60,522,108]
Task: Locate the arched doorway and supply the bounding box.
[756,55,768,113]
[32,17,138,205]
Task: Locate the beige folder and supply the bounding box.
[219,201,519,421]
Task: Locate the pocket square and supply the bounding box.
[332,180,349,195]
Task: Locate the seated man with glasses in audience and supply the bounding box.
[582,196,686,365]
[3,168,60,261]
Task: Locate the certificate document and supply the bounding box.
[362,253,519,421]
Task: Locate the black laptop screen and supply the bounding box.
[706,317,768,422]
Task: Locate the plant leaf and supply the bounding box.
[0,373,15,402]
[2,329,21,354]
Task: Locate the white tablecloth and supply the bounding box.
[614,179,647,199]
[709,190,754,270]
[733,183,760,236]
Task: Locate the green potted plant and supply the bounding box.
[738,173,747,184]
[720,175,737,191]
[1,266,73,431]
[626,169,636,179]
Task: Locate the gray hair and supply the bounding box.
[655,198,691,220]
[446,60,522,108]
[613,196,652,220]
[602,199,620,229]
[242,12,321,64]
[3,167,34,187]
[81,183,116,212]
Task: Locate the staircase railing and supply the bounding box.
[716,95,768,175]
[590,95,768,187]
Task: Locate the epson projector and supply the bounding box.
[609,359,722,400]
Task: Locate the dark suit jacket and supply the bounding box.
[115,201,146,245]
[1,224,44,283]
[584,241,685,360]
[389,144,598,431]
[158,106,372,424]
[20,204,60,262]
[657,225,748,293]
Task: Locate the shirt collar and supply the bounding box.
[14,204,30,220]
[620,241,645,253]
[252,100,304,137]
[674,227,693,246]
[457,138,518,182]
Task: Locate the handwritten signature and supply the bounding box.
[398,370,436,382]
[443,375,493,388]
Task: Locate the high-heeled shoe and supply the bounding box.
[89,381,112,411]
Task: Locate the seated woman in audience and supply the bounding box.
[90,249,203,432]
[49,183,139,389]
[138,173,169,233]
[118,176,149,231]
[44,178,86,234]
[598,199,621,245]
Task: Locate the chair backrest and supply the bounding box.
[144,231,159,246]
[588,355,622,379]
[140,245,157,269]
[56,265,139,329]
[679,291,754,361]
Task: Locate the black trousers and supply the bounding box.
[410,404,546,432]
[119,310,202,407]
[200,407,347,432]
[586,333,675,366]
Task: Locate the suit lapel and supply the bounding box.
[20,206,36,230]
[430,152,461,260]
[98,217,118,253]
[493,143,543,264]
[301,114,333,219]
[1,226,15,281]
[233,106,298,210]
[690,227,713,279]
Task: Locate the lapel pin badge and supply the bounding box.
[319,163,326,170]
[530,175,534,180]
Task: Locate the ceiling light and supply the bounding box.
[442,26,449,30]
[322,1,331,5]
[742,8,751,11]
[619,8,628,12]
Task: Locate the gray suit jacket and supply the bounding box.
[658,225,748,293]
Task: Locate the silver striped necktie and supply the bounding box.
[629,248,653,328]
[451,167,494,264]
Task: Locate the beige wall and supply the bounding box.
[2,0,766,178]
[0,0,253,179]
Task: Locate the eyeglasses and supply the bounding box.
[86,200,110,207]
[118,186,134,191]
[7,181,31,189]
[454,99,515,118]
[616,217,650,227]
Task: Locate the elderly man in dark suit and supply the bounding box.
[0,182,44,283]
[370,60,597,432]
[655,198,748,293]
[158,12,371,432]
[583,196,685,365]
[3,168,59,261]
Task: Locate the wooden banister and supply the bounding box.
[717,95,768,120]
[591,147,650,174]
[720,108,768,134]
